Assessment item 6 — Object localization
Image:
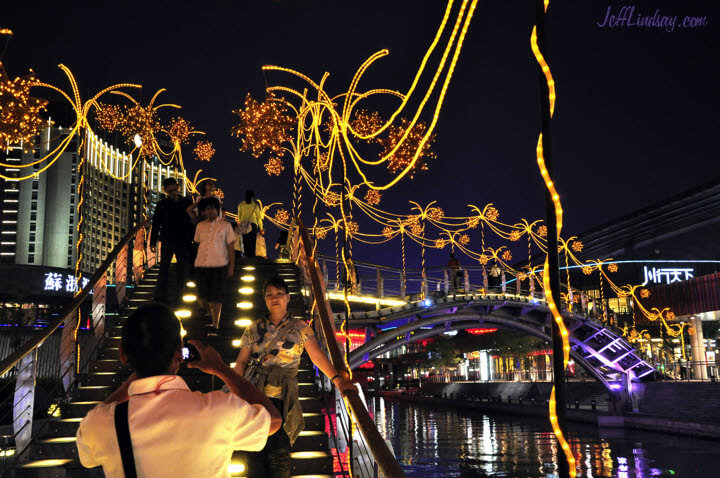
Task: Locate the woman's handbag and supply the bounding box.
[238,204,258,235]
[243,358,262,385]
[242,320,294,385]
[256,234,267,258]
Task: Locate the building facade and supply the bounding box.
[0,123,185,326]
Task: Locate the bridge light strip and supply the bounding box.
[532,1,577,475]
[325,291,407,307]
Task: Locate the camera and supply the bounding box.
[182,339,200,362]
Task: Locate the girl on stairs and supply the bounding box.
[233,275,354,478]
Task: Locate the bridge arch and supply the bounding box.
[341,293,654,392]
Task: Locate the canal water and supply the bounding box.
[369,396,719,477]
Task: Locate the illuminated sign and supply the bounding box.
[43,272,89,293]
[641,266,693,286]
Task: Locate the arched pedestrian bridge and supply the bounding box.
[334,292,654,391]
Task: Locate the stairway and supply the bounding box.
[11,258,334,477]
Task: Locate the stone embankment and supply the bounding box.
[377,381,720,439]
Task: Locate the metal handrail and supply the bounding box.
[0,219,151,377]
[295,218,406,478]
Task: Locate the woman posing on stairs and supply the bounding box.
[233,275,355,478]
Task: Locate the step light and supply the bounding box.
[232,339,241,347]
[186,281,196,288]
[175,309,192,319]
[236,302,252,310]
[228,463,246,475]
[182,294,197,303]
[241,275,255,282]
[235,318,252,327]
[41,437,76,444]
[242,266,255,271]
[238,287,253,294]
[19,459,73,468]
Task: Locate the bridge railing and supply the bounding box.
[0,219,153,464]
[313,254,615,321]
[290,218,406,478]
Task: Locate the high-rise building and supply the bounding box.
[0,118,77,268]
[0,122,186,278]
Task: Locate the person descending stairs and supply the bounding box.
[10,259,336,478]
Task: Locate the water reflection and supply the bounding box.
[369,396,718,477]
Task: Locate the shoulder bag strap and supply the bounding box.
[114,400,138,478]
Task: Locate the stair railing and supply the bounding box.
[291,218,406,478]
[0,219,152,461]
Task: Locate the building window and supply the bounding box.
[29,233,35,242]
[28,254,34,263]
[30,223,36,232]
[28,244,35,253]
[30,212,37,221]
[31,191,38,200]
[32,181,39,190]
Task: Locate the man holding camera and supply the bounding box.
[76,303,281,477]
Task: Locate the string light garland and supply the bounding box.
[119,104,160,150]
[194,140,215,162]
[364,189,382,206]
[376,117,437,178]
[274,208,290,225]
[231,93,295,158]
[94,102,123,133]
[0,61,48,149]
[168,116,193,144]
[264,156,285,176]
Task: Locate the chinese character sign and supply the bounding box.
[641,266,694,286]
[43,272,90,293]
[44,272,63,292]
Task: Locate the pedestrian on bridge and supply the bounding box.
[150,178,195,304]
[237,190,264,258]
[448,252,462,290]
[75,303,281,478]
[233,275,355,478]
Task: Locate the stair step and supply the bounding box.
[22,440,78,461]
[302,412,325,431]
[41,418,82,437]
[66,401,100,417]
[96,347,120,360]
[73,385,113,402]
[299,397,322,413]
[290,451,333,475]
[87,359,129,374]
[292,430,329,452]
[80,372,126,388]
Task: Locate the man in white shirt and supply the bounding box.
[76,303,281,478]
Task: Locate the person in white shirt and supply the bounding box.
[193,197,236,334]
[76,302,281,478]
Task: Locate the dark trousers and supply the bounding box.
[155,241,191,302]
[243,223,258,258]
[245,398,291,478]
[451,270,462,289]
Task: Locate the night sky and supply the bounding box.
[3,0,718,269]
